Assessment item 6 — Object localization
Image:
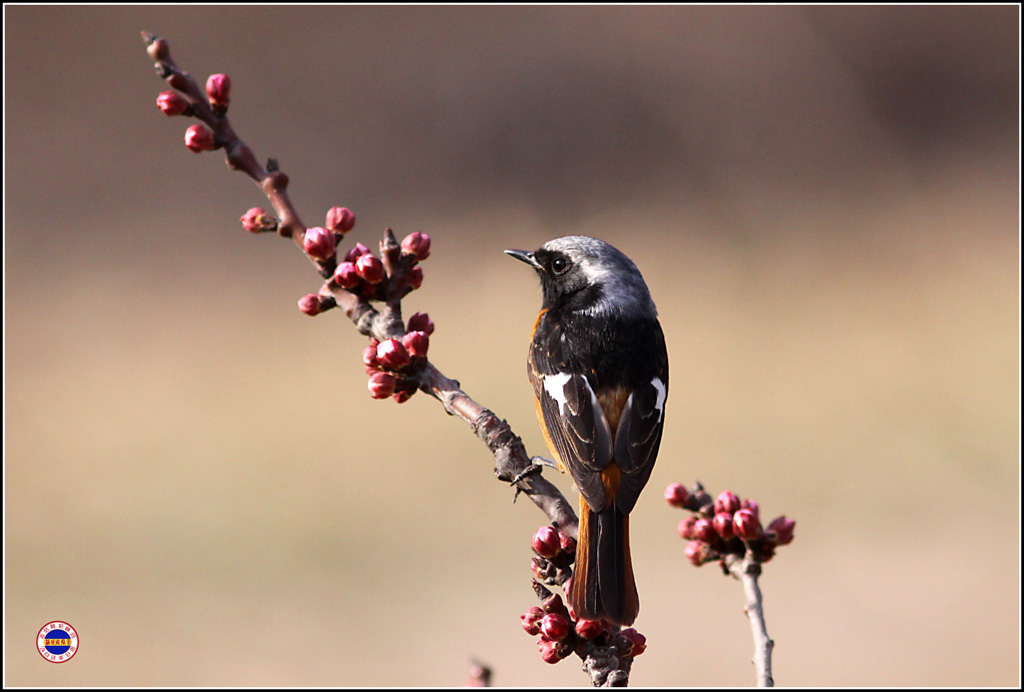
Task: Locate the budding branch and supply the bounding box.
[142,31,578,542]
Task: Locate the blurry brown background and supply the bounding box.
[5,5,1019,687]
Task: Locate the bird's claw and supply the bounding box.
[510,456,558,486]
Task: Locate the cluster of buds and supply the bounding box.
[520,587,647,665]
[151,63,232,153]
[300,207,357,265]
[530,526,576,586]
[521,529,646,667]
[241,205,427,307]
[329,230,430,302]
[666,482,796,569]
[362,313,435,403]
[331,242,385,294]
[521,592,577,664]
[239,202,434,404]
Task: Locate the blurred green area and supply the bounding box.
[5,5,1018,687]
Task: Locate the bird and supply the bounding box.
[506,236,668,626]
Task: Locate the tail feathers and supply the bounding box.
[570,500,639,626]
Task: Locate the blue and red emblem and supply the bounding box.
[37,621,78,663]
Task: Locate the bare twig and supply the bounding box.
[726,553,775,687]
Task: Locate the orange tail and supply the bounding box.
[570,496,639,626]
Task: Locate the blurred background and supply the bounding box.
[4,5,1019,686]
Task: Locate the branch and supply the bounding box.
[145,33,306,244]
[521,580,645,687]
[726,553,774,687]
[143,31,578,535]
[666,483,796,687]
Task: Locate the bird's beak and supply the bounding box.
[505,248,541,270]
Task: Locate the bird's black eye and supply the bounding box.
[551,256,571,275]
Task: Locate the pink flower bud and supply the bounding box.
[356,253,386,284]
[344,242,370,263]
[693,518,716,543]
[520,606,544,636]
[559,533,576,555]
[184,124,216,153]
[616,628,647,657]
[713,512,736,540]
[741,498,760,522]
[678,515,697,539]
[715,490,741,516]
[240,207,275,234]
[575,618,606,640]
[407,312,435,335]
[326,206,356,234]
[733,508,761,540]
[401,330,429,358]
[685,540,709,566]
[367,371,396,399]
[156,90,189,116]
[297,293,323,316]
[767,515,795,545]
[401,231,431,261]
[376,338,410,370]
[303,226,336,261]
[539,613,570,641]
[406,266,424,290]
[532,526,561,558]
[362,343,380,369]
[537,637,564,664]
[665,483,690,508]
[205,73,231,107]
[333,261,361,289]
[541,592,569,618]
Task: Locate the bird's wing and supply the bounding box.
[612,375,667,514]
[529,348,613,511]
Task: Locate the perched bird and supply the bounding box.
[506,236,668,626]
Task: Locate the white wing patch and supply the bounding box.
[652,376,667,421]
[543,373,573,415]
